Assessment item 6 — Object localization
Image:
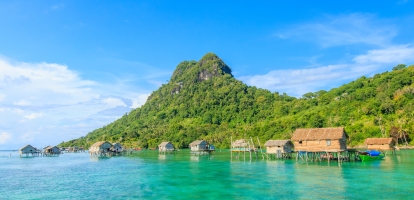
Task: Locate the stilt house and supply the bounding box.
[189,140,208,151]
[43,146,61,156]
[291,127,348,152]
[89,141,113,156]
[19,144,40,157]
[264,140,293,154]
[158,142,174,152]
[365,138,396,151]
[189,140,214,154]
[231,139,250,151]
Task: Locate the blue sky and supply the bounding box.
[1,1,414,149]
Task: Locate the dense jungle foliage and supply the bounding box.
[60,53,414,149]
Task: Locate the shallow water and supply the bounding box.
[1,149,413,199]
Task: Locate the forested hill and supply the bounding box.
[60,53,414,148]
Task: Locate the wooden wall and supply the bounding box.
[266,146,292,154]
[367,144,393,150]
[293,139,347,152]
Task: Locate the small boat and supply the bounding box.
[359,150,385,161]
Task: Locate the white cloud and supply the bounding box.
[353,45,414,64]
[0,132,12,144]
[13,99,31,106]
[24,113,44,120]
[278,13,397,48]
[239,45,414,97]
[0,56,149,149]
[19,132,39,143]
[131,94,150,108]
[102,97,127,108]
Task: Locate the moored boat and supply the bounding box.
[359,150,385,161]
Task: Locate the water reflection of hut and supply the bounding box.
[19,144,41,157]
[189,140,214,155]
[264,140,293,159]
[158,142,175,154]
[292,127,348,162]
[365,138,396,154]
[89,141,113,156]
[43,146,61,156]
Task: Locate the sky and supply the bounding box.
[1,0,414,149]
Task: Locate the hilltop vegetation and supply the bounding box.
[60,54,414,148]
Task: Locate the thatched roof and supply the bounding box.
[291,127,347,141]
[189,140,206,147]
[44,146,55,150]
[264,140,293,147]
[232,139,248,147]
[90,141,111,148]
[365,138,394,145]
[159,141,172,147]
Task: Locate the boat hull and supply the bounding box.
[359,154,385,161]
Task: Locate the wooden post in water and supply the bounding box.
[230,136,233,159]
[327,151,330,163]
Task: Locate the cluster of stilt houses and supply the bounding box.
[19,144,61,157]
[230,127,397,162]
[17,127,398,162]
[89,141,124,156]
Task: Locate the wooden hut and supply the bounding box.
[292,127,348,162]
[158,142,175,153]
[43,146,61,156]
[189,140,214,154]
[89,141,113,156]
[19,144,41,157]
[365,138,396,154]
[264,140,293,159]
[111,143,123,153]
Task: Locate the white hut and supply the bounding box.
[264,140,294,159]
[89,141,113,156]
[43,146,61,156]
[112,143,123,153]
[158,142,175,153]
[19,144,40,157]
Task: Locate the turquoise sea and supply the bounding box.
[1,149,414,199]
